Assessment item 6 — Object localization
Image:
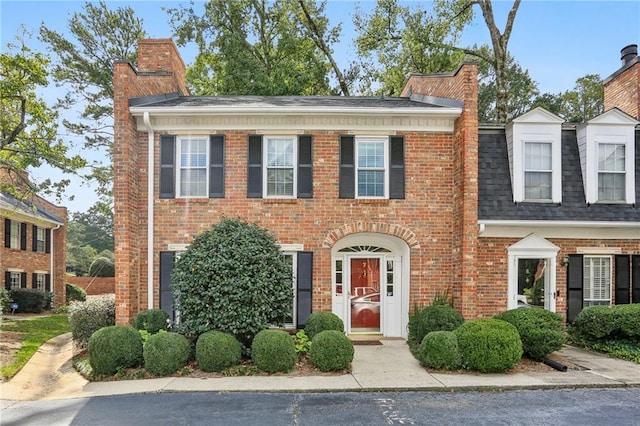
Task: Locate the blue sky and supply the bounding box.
[1,0,639,213]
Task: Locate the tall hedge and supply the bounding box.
[172,218,293,347]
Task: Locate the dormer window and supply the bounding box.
[506,107,563,203]
[577,108,638,204]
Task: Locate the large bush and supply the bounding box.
[455,319,523,373]
[66,283,87,303]
[9,289,47,313]
[132,309,169,334]
[251,329,296,373]
[310,330,354,372]
[69,294,115,349]
[172,218,293,347]
[408,304,464,345]
[0,288,11,314]
[143,332,190,376]
[88,325,143,376]
[419,331,461,370]
[304,312,344,340]
[570,304,640,343]
[196,331,243,372]
[495,308,565,360]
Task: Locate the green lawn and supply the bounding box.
[0,315,70,380]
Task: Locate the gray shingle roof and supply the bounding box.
[0,192,64,225]
[478,128,640,222]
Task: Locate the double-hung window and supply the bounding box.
[9,271,22,290]
[265,137,296,198]
[356,138,388,198]
[10,221,20,249]
[35,227,46,252]
[34,273,46,291]
[177,138,208,197]
[524,142,552,200]
[583,256,612,306]
[597,143,625,202]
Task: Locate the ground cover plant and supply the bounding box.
[0,315,70,380]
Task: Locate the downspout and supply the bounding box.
[50,223,61,304]
[144,112,154,310]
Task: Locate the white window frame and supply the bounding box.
[35,227,46,252]
[176,137,209,198]
[355,136,389,199]
[597,143,626,202]
[9,221,20,249]
[282,252,298,328]
[9,271,21,290]
[583,255,612,307]
[524,141,553,201]
[34,273,46,292]
[263,136,297,198]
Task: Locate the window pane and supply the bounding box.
[525,171,552,199]
[180,169,207,197]
[583,257,611,304]
[525,142,552,170]
[267,138,293,167]
[358,170,384,197]
[267,169,294,196]
[598,144,625,172]
[358,142,384,168]
[180,139,207,167]
[598,173,625,201]
[10,273,21,290]
[10,222,20,249]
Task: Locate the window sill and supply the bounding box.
[263,198,298,205]
[169,198,211,205]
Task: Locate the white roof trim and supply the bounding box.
[0,206,64,227]
[479,220,640,228]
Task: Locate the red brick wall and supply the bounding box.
[604,61,639,119]
[66,276,115,296]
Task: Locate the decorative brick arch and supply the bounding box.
[323,221,420,249]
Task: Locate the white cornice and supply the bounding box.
[479,220,640,239]
[0,207,63,227]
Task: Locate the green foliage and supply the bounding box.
[455,319,523,373]
[419,330,461,370]
[251,329,296,373]
[292,330,311,356]
[65,283,86,303]
[309,330,354,372]
[68,294,115,349]
[172,218,293,347]
[304,312,344,340]
[408,304,464,346]
[132,309,169,334]
[88,325,143,376]
[570,304,640,343]
[431,288,453,307]
[143,332,190,376]
[495,308,565,360]
[88,251,115,277]
[139,329,167,344]
[0,288,11,314]
[582,339,640,364]
[9,289,46,313]
[196,331,243,372]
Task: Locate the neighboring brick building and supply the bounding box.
[1,169,67,307]
[113,39,640,335]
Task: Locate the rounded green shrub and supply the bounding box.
[88,325,143,376]
[408,305,464,345]
[251,329,296,373]
[9,289,46,313]
[454,319,523,373]
[570,304,640,343]
[310,330,354,372]
[495,308,565,360]
[172,218,294,348]
[132,309,170,334]
[65,283,87,303]
[196,331,243,372]
[70,295,115,349]
[304,312,344,340]
[419,331,461,370]
[143,332,190,376]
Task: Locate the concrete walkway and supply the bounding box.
[1,333,640,401]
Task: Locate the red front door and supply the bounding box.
[350,258,380,332]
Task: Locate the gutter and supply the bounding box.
[143,112,154,310]
[478,220,640,228]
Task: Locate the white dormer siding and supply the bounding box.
[505,107,564,203]
[576,108,638,204]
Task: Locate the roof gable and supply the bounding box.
[582,107,639,126]
[509,107,564,125]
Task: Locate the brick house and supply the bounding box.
[113,39,639,336]
[1,169,67,307]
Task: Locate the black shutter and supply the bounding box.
[45,274,51,292]
[632,255,640,303]
[159,251,176,321]
[566,254,584,323]
[296,252,313,328]
[159,135,176,198]
[297,135,313,198]
[389,136,405,199]
[45,229,51,254]
[5,219,11,248]
[20,223,27,250]
[615,255,630,305]
[209,135,225,198]
[20,272,27,288]
[4,272,10,290]
[339,136,355,198]
[247,135,263,198]
[32,273,37,289]
[32,225,38,251]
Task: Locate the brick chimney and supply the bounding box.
[604,44,640,119]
